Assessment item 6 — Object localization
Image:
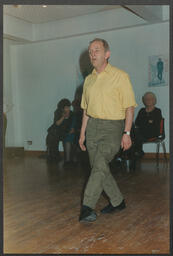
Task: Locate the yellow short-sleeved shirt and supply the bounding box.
[81,63,137,120]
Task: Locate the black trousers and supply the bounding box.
[134,128,155,153]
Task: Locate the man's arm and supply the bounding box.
[121,106,134,151]
[79,110,89,151]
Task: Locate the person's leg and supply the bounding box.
[79,118,98,221]
[47,140,60,161]
[134,128,145,155]
[71,143,81,163]
[63,141,72,163]
[83,119,124,209]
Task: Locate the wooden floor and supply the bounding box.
[3,152,170,254]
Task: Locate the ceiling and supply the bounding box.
[3,5,167,44]
[3,5,121,24]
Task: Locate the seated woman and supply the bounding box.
[134,92,162,157]
[46,98,76,163]
[54,98,76,166]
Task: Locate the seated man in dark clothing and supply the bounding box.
[134,92,162,157]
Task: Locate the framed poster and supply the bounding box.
[148,55,168,87]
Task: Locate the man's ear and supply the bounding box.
[105,50,111,60]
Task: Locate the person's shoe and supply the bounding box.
[63,161,73,168]
[134,151,144,158]
[101,200,126,214]
[79,205,97,222]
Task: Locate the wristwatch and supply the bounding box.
[123,131,130,135]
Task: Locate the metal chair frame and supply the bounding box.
[143,118,167,167]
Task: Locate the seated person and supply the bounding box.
[71,98,83,163]
[46,98,76,164]
[134,92,162,157]
[54,98,76,165]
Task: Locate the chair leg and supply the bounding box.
[161,141,167,161]
[126,159,130,172]
[156,142,160,166]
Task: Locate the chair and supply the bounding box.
[143,118,167,166]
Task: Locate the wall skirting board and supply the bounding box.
[4,147,170,159]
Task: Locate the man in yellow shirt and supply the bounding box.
[79,38,137,222]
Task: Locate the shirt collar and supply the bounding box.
[92,63,112,75]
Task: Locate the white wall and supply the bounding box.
[5,21,169,152]
[107,23,169,153]
[3,39,22,147]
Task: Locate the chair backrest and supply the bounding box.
[158,118,165,140]
[146,118,165,142]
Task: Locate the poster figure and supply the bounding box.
[148,55,168,87]
[157,57,164,81]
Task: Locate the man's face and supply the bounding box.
[88,41,110,71]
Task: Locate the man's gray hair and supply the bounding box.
[89,38,110,52]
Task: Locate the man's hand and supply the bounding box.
[121,134,132,151]
[79,134,86,151]
[79,110,89,151]
[122,106,134,150]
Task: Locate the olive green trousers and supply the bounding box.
[83,117,124,209]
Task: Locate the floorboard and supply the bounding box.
[3,153,170,254]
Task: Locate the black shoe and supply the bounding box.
[79,205,97,222]
[47,154,61,162]
[63,161,73,167]
[101,200,126,214]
